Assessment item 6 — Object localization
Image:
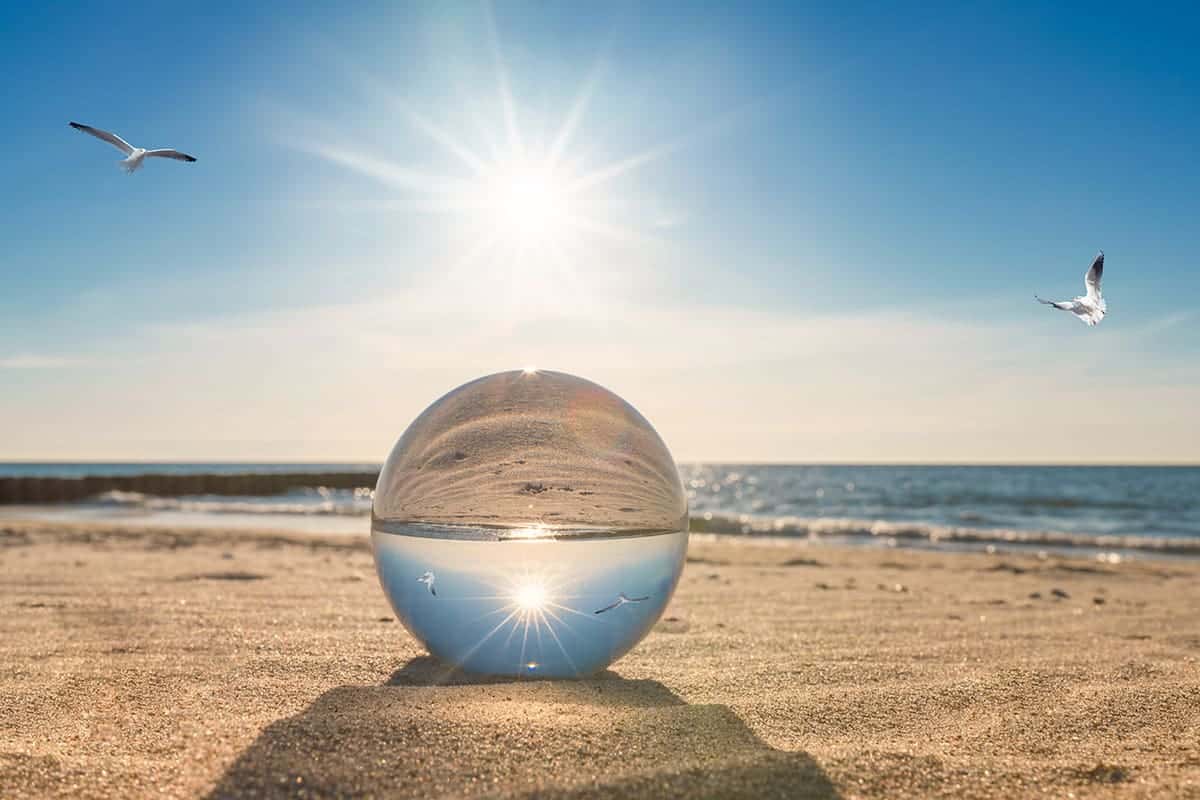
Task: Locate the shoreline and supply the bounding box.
[4,464,1198,558]
[4,506,1200,561]
[3,519,1199,798]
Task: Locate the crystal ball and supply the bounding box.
[371,369,689,677]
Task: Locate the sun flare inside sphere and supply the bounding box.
[371,369,690,677]
[514,582,549,611]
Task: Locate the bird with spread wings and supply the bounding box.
[70,121,197,174]
[1036,251,1106,327]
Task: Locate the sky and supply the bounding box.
[2,1,1199,464]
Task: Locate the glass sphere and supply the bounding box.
[371,369,688,678]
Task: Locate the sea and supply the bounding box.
[2,462,1198,558]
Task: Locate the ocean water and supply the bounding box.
[2,463,1199,556]
[682,464,1200,535]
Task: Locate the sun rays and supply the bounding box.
[284,5,686,318]
[452,565,599,677]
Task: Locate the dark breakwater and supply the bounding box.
[0,471,380,505]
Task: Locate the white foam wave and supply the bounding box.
[77,490,1200,555]
[690,512,1200,556]
[87,488,373,517]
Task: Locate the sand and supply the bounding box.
[2,520,1199,799]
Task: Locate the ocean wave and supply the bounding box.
[86,488,374,517]
[76,491,1198,555]
[690,491,1180,515]
[689,512,1200,556]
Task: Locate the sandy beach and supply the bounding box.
[2,520,1198,799]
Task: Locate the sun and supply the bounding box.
[482,163,569,243]
[447,568,597,676]
[293,7,688,317]
[513,581,548,611]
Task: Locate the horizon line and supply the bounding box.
[1,459,1198,468]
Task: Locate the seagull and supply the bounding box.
[417,571,437,596]
[593,592,649,615]
[69,122,197,173]
[1036,251,1106,327]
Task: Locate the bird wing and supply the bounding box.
[593,600,622,615]
[1036,296,1075,311]
[69,122,134,155]
[627,595,650,602]
[144,149,197,163]
[1084,251,1103,300]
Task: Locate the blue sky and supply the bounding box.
[2,1,1198,462]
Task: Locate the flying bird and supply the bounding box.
[593,593,649,615]
[69,122,197,173]
[1036,251,1106,326]
[417,571,437,596]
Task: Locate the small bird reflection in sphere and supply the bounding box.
[594,593,649,614]
[417,571,437,596]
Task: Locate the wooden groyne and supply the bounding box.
[0,471,380,505]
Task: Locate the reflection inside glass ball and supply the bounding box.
[371,369,688,678]
[513,582,548,611]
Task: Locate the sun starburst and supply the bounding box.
[289,8,684,318]
[446,562,598,677]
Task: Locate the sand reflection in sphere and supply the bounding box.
[371,370,689,678]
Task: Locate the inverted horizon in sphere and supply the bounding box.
[371,369,689,677]
[373,369,688,535]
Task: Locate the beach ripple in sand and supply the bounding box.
[4,523,1200,799]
